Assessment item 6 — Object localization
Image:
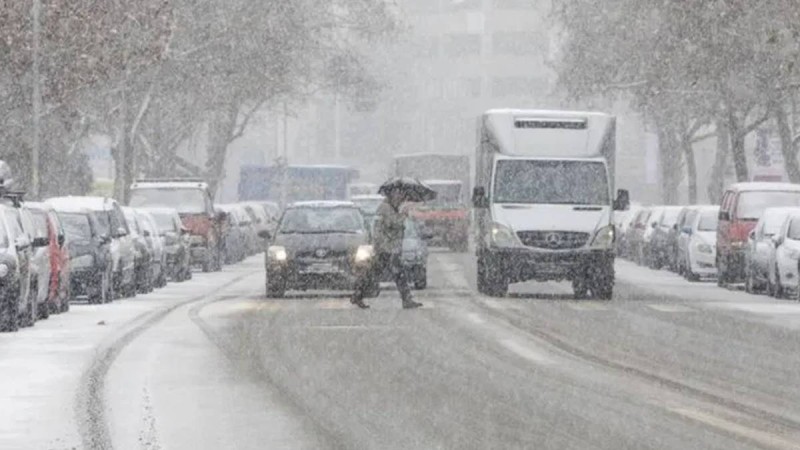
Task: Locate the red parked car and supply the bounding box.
[27,203,70,314]
[717,182,800,285]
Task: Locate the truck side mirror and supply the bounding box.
[257,229,271,240]
[613,189,630,211]
[472,187,489,208]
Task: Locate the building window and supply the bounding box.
[492,31,545,56]
[442,33,481,57]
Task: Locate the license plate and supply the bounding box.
[304,263,336,274]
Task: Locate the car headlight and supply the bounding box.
[268,246,288,262]
[354,245,375,263]
[590,225,615,248]
[696,243,714,254]
[0,263,8,278]
[72,254,95,269]
[491,222,522,248]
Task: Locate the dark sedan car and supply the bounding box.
[264,201,377,298]
[53,206,112,304]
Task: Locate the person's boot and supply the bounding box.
[350,296,370,309]
[402,299,422,309]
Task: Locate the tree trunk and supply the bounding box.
[113,84,135,203]
[772,100,800,183]
[657,125,681,205]
[707,118,730,203]
[681,133,698,204]
[205,101,240,196]
[727,109,749,182]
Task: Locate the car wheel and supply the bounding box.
[572,277,589,299]
[745,269,755,293]
[1,285,19,332]
[773,269,784,299]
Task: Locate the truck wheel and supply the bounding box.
[572,278,589,299]
[477,253,508,297]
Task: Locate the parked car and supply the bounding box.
[744,207,800,293]
[677,206,719,281]
[26,202,56,319]
[123,207,154,294]
[671,206,710,272]
[0,203,34,331]
[636,207,663,266]
[48,196,136,298]
[717,182,800,285]
[242,202,271,252]
[614,205,641,258]
[137,210,167,288]
[264,201,377,298]
[28,202,70,314]
[52,206,113,304]
[143,207,192,282]
[217,204,246,264]
[230,204,257,256]
[646,206,682,269]
[767,212,800,298]
[257,201,281,234]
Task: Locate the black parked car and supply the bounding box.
[646,206,682,269]
[144,207,192,282]
[54,206,113,304]
[263,201,377,298]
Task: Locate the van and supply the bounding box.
[717,182,800,285]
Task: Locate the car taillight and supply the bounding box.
[729,222,753,242]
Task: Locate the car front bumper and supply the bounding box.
[267,259,371,290]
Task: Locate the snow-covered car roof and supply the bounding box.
[47,196,117,211]
[288,201,357,209]
[727,182,800,192]
[423,179,462,186]
[130,179,208,190]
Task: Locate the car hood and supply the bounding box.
[492,204,610,233]
[274,232,368,254]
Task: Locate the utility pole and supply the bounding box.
[333,91,341,161]
[31,0,42,197]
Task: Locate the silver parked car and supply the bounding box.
[745,207,800,293]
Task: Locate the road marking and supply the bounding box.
[647,304,694,313]
[566,302,609,311]
[306,325,397,330]
[317,300,352,310]
[466,312,486,325]
[669,408,800,450]
[500,339,552,365]
[706,302,800,315]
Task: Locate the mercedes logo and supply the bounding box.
[545,233,562,248]
[315,248,329,258]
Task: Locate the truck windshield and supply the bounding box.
[493,160,609,205]
[427,183,462,207]
[736,191,800,220]
[129,188,207,214]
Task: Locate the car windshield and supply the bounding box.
[129,188,207,214]
[697,211,719,231]
[151,213,178,233]
[736,191,800,220]
[427,184,462,206]
[494,160,609,205]
[60,213,93,241]
[789,218,800,240]
[279,207,364,234]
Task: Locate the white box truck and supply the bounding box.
[472,109,629,299]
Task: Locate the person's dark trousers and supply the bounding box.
[352,252,412,304]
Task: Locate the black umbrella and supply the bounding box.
[379,177,437,202]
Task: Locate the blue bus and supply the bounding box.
[238,164,360,205]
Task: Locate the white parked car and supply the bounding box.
[0,203,34,331]
[679,206,719,281]
[745,207,800,293]
[768,212,800,298]
[136,209,167,288]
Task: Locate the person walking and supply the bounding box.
[351,186,423,309]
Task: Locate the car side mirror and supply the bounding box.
[748,230,756,241]
[58,234,65,246]
[651,222,657,229]
[99,234,111,244]
[216,211,228,222]
[257,229,271,240]
[180,227,189,235]
[718,211,731,221]
[32,236,49,247]
[773,235,784,247]
[115,227,127,238]
[613,189,630,211]
[142,230,151,237]
[472,187,489,208]
[683,227,693,235]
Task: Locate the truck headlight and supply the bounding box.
[0,263,8,278]
[590,225,615,248]
[354,245,374,263]
[268,246,288,262]
[491,222,522,248]
[72,254,95,269]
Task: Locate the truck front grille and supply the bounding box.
[517,231,590,250]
